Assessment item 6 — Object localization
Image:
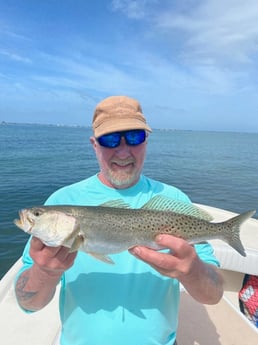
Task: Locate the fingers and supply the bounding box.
[130,245,175,268]
[129,234,189,258]
[129,234,197,278]
[30,237,65,258]
[156,234,192,256]
[30,237,45,251]
[30,236,77,273]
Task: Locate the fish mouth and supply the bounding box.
[14,218,22,228]
[14,209,34,233]
[14,210,24,229]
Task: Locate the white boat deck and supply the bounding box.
[0,259,60,345]
[178,290,258,345]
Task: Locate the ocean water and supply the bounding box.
[1,124,258,279]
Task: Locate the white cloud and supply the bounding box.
[0,49,32,63]
[35,52,151,95]
[154,0,258,66]
[111,0,258,67]
[111,0,157,19]
[1,0,258,129]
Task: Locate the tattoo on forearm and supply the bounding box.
[16,275,38,302]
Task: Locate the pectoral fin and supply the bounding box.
[88,252,115,264]
[69,233,85,252]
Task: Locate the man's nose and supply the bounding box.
[115,137,130,156]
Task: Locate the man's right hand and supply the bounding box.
[15,237,77,312]
[30,237,77,275]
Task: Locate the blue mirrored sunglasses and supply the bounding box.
[97,129,146,148]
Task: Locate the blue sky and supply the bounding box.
[1,0,258,132]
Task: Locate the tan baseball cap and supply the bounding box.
[92,95,152,137]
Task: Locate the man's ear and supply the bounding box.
[90,136,97,147]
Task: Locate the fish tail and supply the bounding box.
[222,210,256,257]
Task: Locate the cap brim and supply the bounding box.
[94,120,152,137]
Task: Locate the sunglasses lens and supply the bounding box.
[97,133,121,148]
[97,130,146,148]
[125,130,146,145]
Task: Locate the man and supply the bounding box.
[15,96,224,345]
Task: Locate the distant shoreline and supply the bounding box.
[0,121,88,128]
[1,121,257,134]
[0,121,177,132]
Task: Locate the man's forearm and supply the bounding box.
[15,265,61,312]
[179,259,224,304]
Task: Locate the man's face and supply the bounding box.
[90,134,147,189]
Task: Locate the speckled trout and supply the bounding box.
[14,195,255,263]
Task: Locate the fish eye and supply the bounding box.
[33,209,43,217]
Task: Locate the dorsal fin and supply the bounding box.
[141,195,213,221]
[100,200,131,209]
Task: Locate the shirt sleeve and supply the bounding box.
[16,237,34,276]
[14,238,35,313]
[194,242,220,267]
